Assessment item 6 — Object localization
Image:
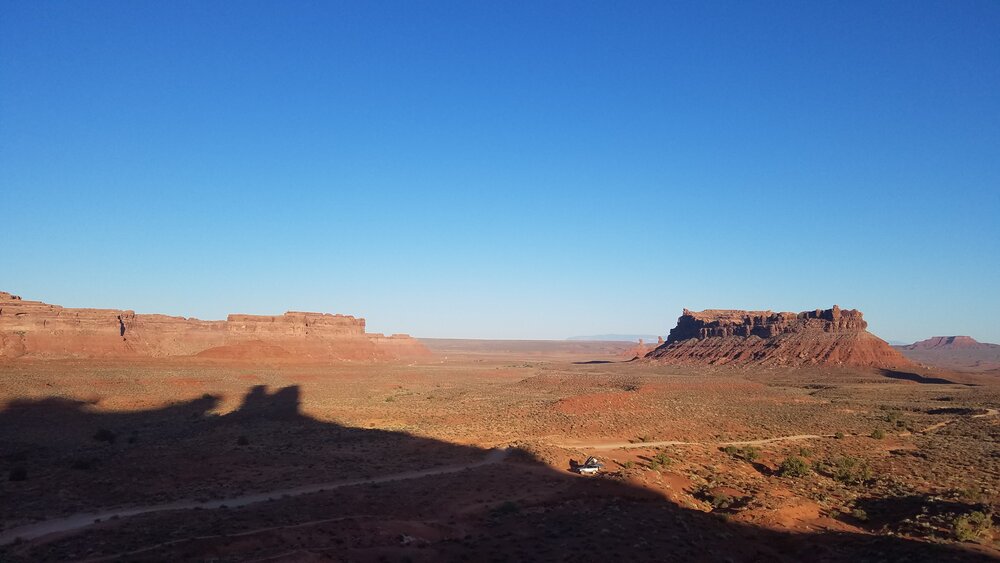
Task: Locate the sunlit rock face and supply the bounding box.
[647,306,910,368]
[0,291,428,361]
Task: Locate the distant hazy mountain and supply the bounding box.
[902,336,993,350]
[567,334,660,342]
[894,336,1000,372]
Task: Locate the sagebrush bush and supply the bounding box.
[953,511,992,542]
[832,456,873,485]
[722,445,759,462]
[778,456,810,478]
[491,501,521,518]
[649,451,672,471]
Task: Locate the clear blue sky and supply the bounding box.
[2,1,998,342]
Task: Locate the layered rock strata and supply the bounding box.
[646,306,910,368]
[0,291,428,361]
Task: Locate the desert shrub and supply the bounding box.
[637,435,653,443]
[956,486,987,504]
[953,511,992,542]
[622,460,635,470]
[711,494,733,509]
[707,491,733,509]
[70,458,95,470]
[491,501,521,518]
[797,447,813,458]
[851,508,869,522]
[384,396,395,402]
[870,428,885,440]
[832,456,872,485]
[236,435,250,446]
[834,432,845,439]
[620,378,641,392]
[778,456,810,478]
[695,486,738,510]
[652,452,672,467]
[8,467,27,481]
[93,428,117,444]
[722,445,759,462]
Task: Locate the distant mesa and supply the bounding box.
[645,306,911,368]
[0,291,429,362]
[895,335,1000,372]
[902,336,989,350]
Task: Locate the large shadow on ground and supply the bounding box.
[879,368,966,385]
[0,385,992,562]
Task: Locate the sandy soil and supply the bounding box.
[0,342,997,561]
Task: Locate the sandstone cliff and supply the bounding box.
[0,291,429,361]
[646,306,910,368]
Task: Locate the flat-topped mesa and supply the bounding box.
[649,306,910,368]
[668,305,867,342]
[0,291,428,361]
[904,336,982,350]
[226,312,366,337]
[368,332,433,357]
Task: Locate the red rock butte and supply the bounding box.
[0,291,429,361]
[645,306,911,368]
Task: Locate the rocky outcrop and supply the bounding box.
[0,291,429,361]
[367,333,433,358]
[646,306,910,368]
[621,338,657,360]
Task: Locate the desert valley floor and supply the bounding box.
[1,339,998,561]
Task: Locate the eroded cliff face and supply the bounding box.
[0,292,428,361]
[647,306,910,368]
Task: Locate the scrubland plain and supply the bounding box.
[0,340,997,561]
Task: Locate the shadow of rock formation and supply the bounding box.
[879,368,964,385]
[0,386,993,562]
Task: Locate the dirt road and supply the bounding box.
[554,434,831,451]
[6,408,996,548]
[0,447,510,546]
[561,406,1000,451]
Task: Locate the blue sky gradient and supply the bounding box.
[2,1,999,341]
